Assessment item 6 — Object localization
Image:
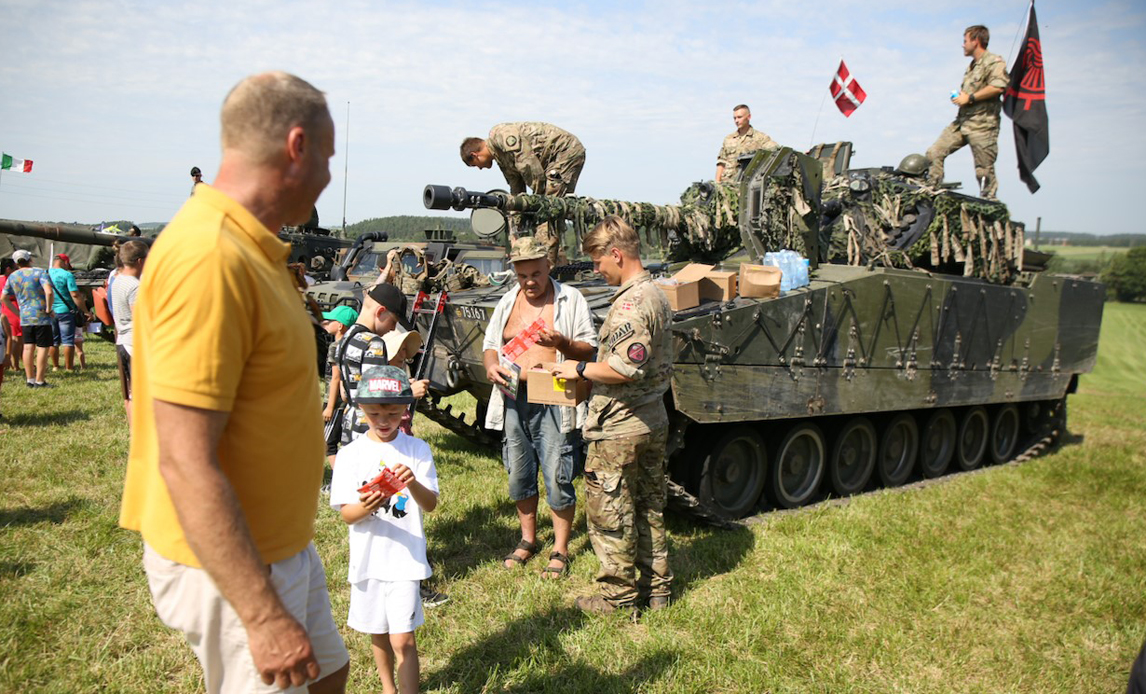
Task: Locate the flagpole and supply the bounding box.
[1006,0,1034,65]
[809,57,840,147]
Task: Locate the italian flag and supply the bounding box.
[1,153,33,173]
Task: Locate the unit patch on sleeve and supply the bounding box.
[627,342,648,364]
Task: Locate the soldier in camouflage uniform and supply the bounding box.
[550,216,674,614]
[715,104,778,184]
[926,25,1010,199]
[460,122,586,266]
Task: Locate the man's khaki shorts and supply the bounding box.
[143,542,349,694]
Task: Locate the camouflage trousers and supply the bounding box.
[535,151,585,266]
[926,118,1000,199]
[583,429,672,607]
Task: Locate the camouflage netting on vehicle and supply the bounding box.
[391,245,491,294]
[740,153,819,260]
[498,190,741,264]
[823,175,1024,283]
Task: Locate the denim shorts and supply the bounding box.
[51,311,76,347]
[502,388,581,511]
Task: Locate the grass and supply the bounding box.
[2,304,1145,692]
[1042,245,1128,263]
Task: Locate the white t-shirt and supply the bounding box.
[330,432,438,583]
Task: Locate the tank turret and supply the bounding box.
[425,146,825,267]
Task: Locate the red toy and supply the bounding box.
[357,467,407,496]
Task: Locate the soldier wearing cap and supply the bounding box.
[460,122,586,266]
[482,236,597,578]
[550,216,674,614]
[715,104,778,184]
[926,24,1009,199]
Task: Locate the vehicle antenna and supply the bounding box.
[342,101,350,235]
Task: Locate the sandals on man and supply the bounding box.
[503,539,540,568]
[540,551,570,579]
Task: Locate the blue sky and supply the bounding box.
[1,0,1143,235]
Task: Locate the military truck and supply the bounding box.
[410,143,1102,521]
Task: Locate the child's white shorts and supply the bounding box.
[347,578,424,634]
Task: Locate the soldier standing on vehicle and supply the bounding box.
[925,25,1009,199]
[550,216,674,615]
[189,166,203,196]
[460,122,586,266]
[715,104,778,184]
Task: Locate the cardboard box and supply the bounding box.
[739,264,781,299]
[702,269,738,302]
[656,262,713,311]
[525,368,591,407]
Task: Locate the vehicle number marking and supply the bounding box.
[457,305,487,321]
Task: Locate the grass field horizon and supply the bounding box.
[1,303,1143,693]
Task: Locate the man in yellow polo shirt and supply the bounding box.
[119,72,349,693]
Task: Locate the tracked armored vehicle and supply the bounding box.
[409,143,1102,521]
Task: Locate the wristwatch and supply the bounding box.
[576,361,588,379]
[967,92,976,105]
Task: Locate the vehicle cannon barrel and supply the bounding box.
[0,218,150,247]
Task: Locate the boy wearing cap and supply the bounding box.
[321,305,359,466]
[339,283,428,447]
[330,366,439,694]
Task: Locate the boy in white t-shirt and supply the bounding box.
[330,365,439,694]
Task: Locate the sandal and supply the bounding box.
[540,551,570,578]
[503,539,540,568]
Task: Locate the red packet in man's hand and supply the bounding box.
[357,467,407,496]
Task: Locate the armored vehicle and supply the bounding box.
[423,144,1104,522]
[306,227,508,313]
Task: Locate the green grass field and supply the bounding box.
[2,304,1144,693]
[1041,245,1129,263]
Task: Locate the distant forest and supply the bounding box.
[343,215,475,241]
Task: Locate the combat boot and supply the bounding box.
[647,595,670,612]
[575,595,636,618]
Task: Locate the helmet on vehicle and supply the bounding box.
[896,154,930,176]
[190,166,202,177]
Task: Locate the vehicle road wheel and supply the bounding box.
[697,426,768,519]
[768,422,826,509]
[955,406,989,471]
[989,405,1021,464]
[918,409,956,479]
[877,413,918,487]
[828,417,877,496]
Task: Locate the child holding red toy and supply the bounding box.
[330,365,438,694]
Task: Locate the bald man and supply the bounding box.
[120,72,349,693]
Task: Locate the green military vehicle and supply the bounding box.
[306,227,508,313]
[412,142,1103,522]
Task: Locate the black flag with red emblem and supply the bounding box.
[1004,2,1049,193]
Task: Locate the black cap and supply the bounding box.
[366,283,413,331]
[190,166,201,176]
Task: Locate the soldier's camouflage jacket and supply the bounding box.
[717,126,778,181]
[488,122,585,195]
[583,271,673,442]
[955,50,1010,127]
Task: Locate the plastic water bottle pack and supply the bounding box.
[761,250,809,292]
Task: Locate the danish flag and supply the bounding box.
[830,60,866,117]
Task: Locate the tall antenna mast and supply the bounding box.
[341,101,350,234]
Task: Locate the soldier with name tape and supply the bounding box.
[550,215,674,615]
[460,122,586,266]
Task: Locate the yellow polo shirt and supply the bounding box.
[119,185,324,567]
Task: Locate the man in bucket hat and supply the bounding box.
[482,236,597,578]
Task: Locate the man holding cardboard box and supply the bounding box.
[550,216,674,615]
[482,237,597,578]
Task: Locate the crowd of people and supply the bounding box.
[97,68,679,694]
